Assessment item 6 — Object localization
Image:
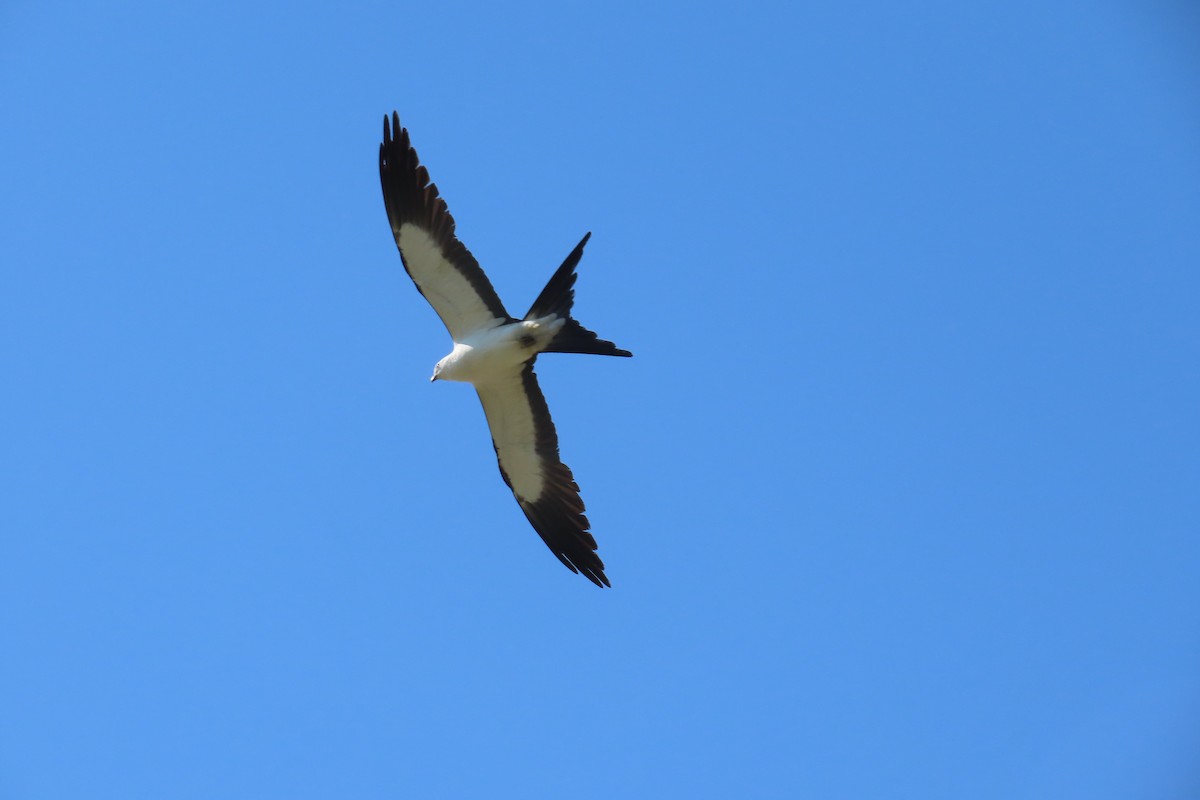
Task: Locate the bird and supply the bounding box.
[378,112,631,588]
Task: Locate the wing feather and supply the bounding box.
[379,113,511,340]
[475,365,609,587]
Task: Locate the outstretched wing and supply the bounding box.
[379,112,512,340]
[475,364,609,587]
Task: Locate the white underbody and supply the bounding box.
[433,315,565,384]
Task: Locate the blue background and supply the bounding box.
[3,1,1198,797]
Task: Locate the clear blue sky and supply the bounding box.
[2,1,1198,797]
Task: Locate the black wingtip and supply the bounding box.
[558,552,612,588]
[382,111,407,153]
[382,111,394,144]
[519,487,611,589]
[552,548,610,588]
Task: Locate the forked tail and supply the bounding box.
[525,233,632,357]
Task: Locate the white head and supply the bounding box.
[430,359,445,382]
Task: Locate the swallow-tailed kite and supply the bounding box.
[378,113,631,587]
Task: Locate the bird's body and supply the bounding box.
[432,316,565,384]
[378,112,630,587]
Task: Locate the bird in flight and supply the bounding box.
[378,112,631,587]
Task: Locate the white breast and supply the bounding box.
[435,316,564,384]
